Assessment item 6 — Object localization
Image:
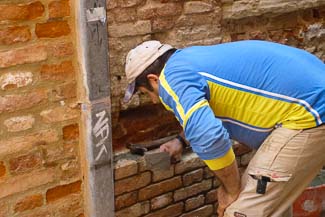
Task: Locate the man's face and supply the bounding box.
[138,86,160,104]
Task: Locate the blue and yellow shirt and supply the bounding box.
[158,40,325,170]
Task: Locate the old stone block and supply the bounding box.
[62,123,79,142]
[40,106,79,123]
[180,205,213,217]
[119,0,142,8]
[174,179,212,202]
[0,1,44,21]
[40,60,74,81]
[60,159,81,181]
[184,1,214,14]
[46,180,81,203]
[183,168,203,186]
[53,193,83,217]
[111,8,137,23]
[150,192,173,210]
[240,150,256,166]
[49,0,70,18]
[0,162,6,178]
[108,21,151,37]
[175,152,205,175]
[152,164,174,182]
[0,26,31,45]
[4,115,35,132]
[138,2,182,20]
[114,158,138,180]
[152,17,175,32]
[204,166,214,179]
[0,90,47,113]
[185,194,205,211]
[116,201,150,217]
[52,82,77,101]
[0,71,33,90]
[115,191,138,210]
[0,168,56,199]
[14,194,43,213]
[115,171,151,195]
[0,200,9,217]
[206,188,218,204]
[138,176,182,201]
[35,21,71,38]
[0,44,47,68]
[0,129,59,157]
[9,151,42,174]
[144,202,184,217]
[47,42,74,57]
[233,142,252,156]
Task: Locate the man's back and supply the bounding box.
[161,40,325,148]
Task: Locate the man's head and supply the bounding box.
[123,40,176,103]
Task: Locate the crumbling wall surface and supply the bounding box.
[108,0,325,149]
[0,1,83,216]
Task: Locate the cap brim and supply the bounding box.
[123,81,136,103]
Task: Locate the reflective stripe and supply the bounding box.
[200,72,322,125]
[183,100,209,129]
[159,69,185,124]
[203,147,235,170]
[159,96,173,112]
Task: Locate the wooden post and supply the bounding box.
[76,0,114,216]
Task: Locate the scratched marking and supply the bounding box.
[93,110,109,161]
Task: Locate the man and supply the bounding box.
[123,40,325,217]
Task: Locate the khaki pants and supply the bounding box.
[224,125,325,217]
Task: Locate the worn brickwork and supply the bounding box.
[108,0,325,150]
[0,0,83,216]
[109,0,325,216]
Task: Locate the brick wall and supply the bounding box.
[0,1,83,216]
[108,0,325,149]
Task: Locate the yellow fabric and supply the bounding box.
[203,147,235,170]
[183,100,209,128]
[207,81,317,129]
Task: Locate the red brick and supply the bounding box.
[40,105,79,123]
[180,205,213,217]
[204,167,215,179]
[0,71,33,90]
[116,201,150,217]
[0,26,31,45]
[0,168,56,199]
[175,153,205,175]
[0,162,6,178]
[0,200,9,217]
[49,0,70,18]
[115,191,137,210]
[14,194,43,213]
[138,176,182,201]
[185,194,205,211]
[60,159,81,181]
[35,21,70,38]
[152,165,174,182]
[206,189,218,204]
[40,60,74,81]
[183,168,203,186]
[144,202,184,217]
[0,1,44,21]
[174,179,212,202]
[115,172,151,195]
[54,194,83,217]
[0,129,59,157]
[46,180,81,203]
[9,151,42,174]
[47,42,74,57]
[151,193,173,210]
[0,90,47,113]
[0,44,47,68]
[114,159,138,180]
[138,2,182,20]
[152,17,175,32]
[111,8,137,23]
[4,115,35,132]
[63,124,79,142]
[51,82,77,101]
[184,1,213,14]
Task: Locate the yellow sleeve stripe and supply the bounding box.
[159,96,173,112]
[159,68,185,123]
[203,147,235,170]
[183,100,209,129]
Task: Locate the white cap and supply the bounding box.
[123,40,173,103]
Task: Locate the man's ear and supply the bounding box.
[147,74,159,84]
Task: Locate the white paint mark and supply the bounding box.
[93,110,109,161]
[303,200,317,212]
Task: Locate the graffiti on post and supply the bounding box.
[92,110,109,162]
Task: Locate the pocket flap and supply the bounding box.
[248,167,292,182]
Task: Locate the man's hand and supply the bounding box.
[159,138,183,161]
[217,185,240,217]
